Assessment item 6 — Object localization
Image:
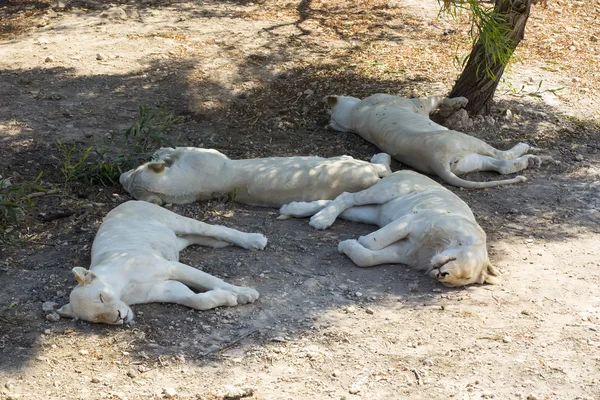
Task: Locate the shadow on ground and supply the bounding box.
[1,0,599,374]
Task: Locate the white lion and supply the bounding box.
[279,170,500,287]
[57,201,267,325]
[325,93,542,188]
[119,147,392,207]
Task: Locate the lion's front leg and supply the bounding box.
[170,261,260,305]
[147,280,238,311]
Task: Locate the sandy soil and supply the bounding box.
[0,1,599,399]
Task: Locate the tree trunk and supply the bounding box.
[449,0,533,115]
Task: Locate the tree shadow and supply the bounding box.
[0,0,598,379]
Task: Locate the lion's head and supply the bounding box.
[119,161,167,205]
[57,267,134,325]
[428,245,500,287]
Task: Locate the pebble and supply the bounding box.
[91,377,101,383]
[303,89,314,96]
[36,356,48,361]
[365,307,374,315]
[355,291,363,297]
[591,35,599,42]
[348,385,362,394]
[42,301,58,312]
[46,312,60,322]
[220,386,254,399]
[346,306,357,313]
[482,391,494,399]
[162,387,178,398]
[423,359,433,366]
[44,56,54,63]
[504,109,513,120]
[575,154,584,161]
[527,395,539,400]
[272,336,287,342]
[484,116,495,126]
[502,336,512,343]
[96,53,107,61]
[79,349,89,355]
[332,369,341,377]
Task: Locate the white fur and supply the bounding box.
[120,148,392,207]
[57,201,266,325]
[325,94,542,188]
[280,171,500,287]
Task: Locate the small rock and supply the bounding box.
[591,35,599,42]
[220,386,254,399]
[423,359,433,366]
[574,154,584,161]
[502,336,512,343]
[36,356,48,361]
[527,395,539,400]
[338,284,348,290]
[42,301,59,312]
[303,89,314,96]
[96,53,107,61]
[349,384,362,394]
[365,307,374,315]
[79,349,89,355]
[272,336,287,342]
[6,394,21,400]
[44,56,54,63]
[445,109,473,130]
[482,391,494,399]
[346,306,357,313]
[332,369,341,377]
[484,116,495,126]
[162,387,178,398]
[46,312,60,322]
[355,291,363,297]
[91,377,101,383]
[504,109,513,120]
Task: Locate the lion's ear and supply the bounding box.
[147,161,166,173]
[480,263,501,285]
[323,95,339,108]
[57,303,76,319]
[72,267,96,285]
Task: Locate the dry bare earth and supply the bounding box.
[1,1,599,399]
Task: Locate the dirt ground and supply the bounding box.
[1,0,599,399]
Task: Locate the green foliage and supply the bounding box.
[55,105,182,186]
[0,173,44,239]
[442,0,515,80]
[502,78,564,98]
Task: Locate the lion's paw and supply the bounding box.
[231,286,260,305]
[452,97,469,109]
[243,233,268,250]
[309,212,336,230]
[207,289,238,308]
[527,155,542,169]
[279,202,303,217]
[338,239,358,254]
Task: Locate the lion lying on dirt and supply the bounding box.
[120,147,392,207]
[57,201,266,325]
[279,170,500,287]
[325,93,542,188]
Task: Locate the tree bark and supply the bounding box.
[449,0,534,115]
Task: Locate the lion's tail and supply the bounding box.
[435,167,527,189]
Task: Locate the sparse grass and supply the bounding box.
[54,105,182,186]
[0,173,45,241]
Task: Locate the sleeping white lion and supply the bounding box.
[119,147,392,207]
[57,201,267,325]
[325,93,542,188]
[279,170,499,287]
